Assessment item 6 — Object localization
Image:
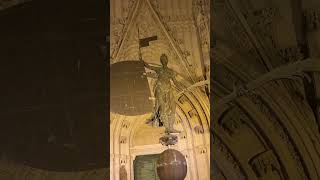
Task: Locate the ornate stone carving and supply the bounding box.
[122,121,130,129]
[188,108,198,118]
[245,92,309,180]
[249,8,279,48]
[193,0,210,50]
[159,134,178,146]
[149,0,198,78]
[219,107,246,135]
[178,95,189,104]
[213,134,247,180]
[278,47,304,62]
[110,0,137,61]
[194,125,205,134]
[120,136,127,144]
[304,9,320,31]
[215,0,262,65]
[250,150,284,179]
[197,146,207,154]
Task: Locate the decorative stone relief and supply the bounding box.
[214,0,264,68]
[188,108,198,118]
[120,136,127,144]
[278,46,304,62]
[249,8,278,48]
[194,125,205,134]
[197,146,207,154]
[245,91,309,180]
[219,107,246,135]
[304,9,320,31]
[212,134,247,180]
[193,0,210,52]
[149,0,198,78]
[250,150,284,180]
[122,121,130,129]
[110,0,137,61]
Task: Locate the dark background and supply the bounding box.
[0,0,109,171]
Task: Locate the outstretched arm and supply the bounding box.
[139,58,159,71]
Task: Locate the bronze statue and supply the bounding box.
[140,54,180,134]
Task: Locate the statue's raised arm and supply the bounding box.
[139,57,159,71]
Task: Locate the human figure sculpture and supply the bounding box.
[140,54,180,134]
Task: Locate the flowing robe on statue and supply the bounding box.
[147,67,177,133]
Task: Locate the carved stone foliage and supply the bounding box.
[304,9,320,31]
[250,150,284,180]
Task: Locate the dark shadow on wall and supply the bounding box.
[0,0,109,171]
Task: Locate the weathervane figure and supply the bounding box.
[140,54,181,134]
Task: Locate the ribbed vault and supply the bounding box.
[212,0,320,179]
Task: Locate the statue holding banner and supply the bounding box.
[140,54,181,134]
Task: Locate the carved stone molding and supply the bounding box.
[245,92,309,180]
[304,9,320,31]
[120,136,127,144]
[194,125,205,134]
[252,8,278,26]
[149,0,198,78]
[215,0,262,66]
[250,150,284,179]
[213,134,247,180]
[110,0,137,60]
[219,107,246,136]
[278,46,304,62]
[249,8,279,48]
[216,58,320,107]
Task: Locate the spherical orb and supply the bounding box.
[156,149,187,180]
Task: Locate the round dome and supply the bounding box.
[156,149,187,180]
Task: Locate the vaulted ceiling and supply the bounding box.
[212,0,320,179]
